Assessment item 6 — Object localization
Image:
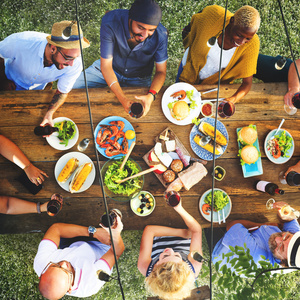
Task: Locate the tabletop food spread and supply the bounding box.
[1,82,300,233]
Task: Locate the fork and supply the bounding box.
[270,118,285,140]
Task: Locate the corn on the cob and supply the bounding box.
[69,163,92,193]
[57,158,79,183]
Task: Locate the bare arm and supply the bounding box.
[0,57,16,90]
[0,196,48,215]
[0,135,48,185]
[284,59,300,104]
[225,76,253,104]
[40,90,68,126]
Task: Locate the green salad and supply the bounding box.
[104,159,142,196]
[204,190,229,211]
[274,131,293,158]
[54,120,76,146]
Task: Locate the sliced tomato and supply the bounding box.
[272,140,281,159]
[202,204,211,215]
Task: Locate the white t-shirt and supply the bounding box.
[182,43,236,80]
[34,239,111,298]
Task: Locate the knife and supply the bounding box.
[190,156,208,165]
[168,151,208,165]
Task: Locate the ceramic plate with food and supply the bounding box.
[264,129,294,164]
[46,117,79,150]
[190,117,228,160]
[199,188,232,223]
[162,82,202,125]
[54,152,95,193]
[94,116,135,158]
[130,191,155,216]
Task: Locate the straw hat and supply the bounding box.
[46,20,90,49]
[287,231,300,267]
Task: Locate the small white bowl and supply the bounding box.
[201,101,214,117]
[130,191,155,217]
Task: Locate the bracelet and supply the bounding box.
[23,163,31,170]
[109,80,118,88]
[148,89,157,101]
[36,202,42,214]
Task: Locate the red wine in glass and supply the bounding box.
[129,102,144,118]
[164,191,181,207]
[286,171,300,186]
[100,209,122,228]
[47,193,63,216]
[292,92,300,109]
[218,101,235,118]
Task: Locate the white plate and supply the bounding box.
[264,129,294,164]
[199,188,232,223]
[94,116,135,158]
[190,117,229,160]
[130,191,155,217]
[54,152,95,193]
[161,82,202,125]
[46,117,79,150]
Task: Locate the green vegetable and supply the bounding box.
[192,117,201,126]
[274,130,292,158]
[104,159,142,196]
[54,121,76,146]
[204,190,229,211]
[168,89,197,110]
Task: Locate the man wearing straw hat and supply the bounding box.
[0,21,90,126]
[73,0,168,117]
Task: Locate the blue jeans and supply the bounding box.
[175,61,184,83]
[73,59,152,89]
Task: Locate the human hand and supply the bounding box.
[40,112,54,128]
[0,79,16,91]
[284,88,299,107]
[94,228,111,245]
[277,205,298,222]
[134,93,153,117]
[285,161,300,177]
[24,163,48,185]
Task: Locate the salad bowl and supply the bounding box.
[101,157,144,202]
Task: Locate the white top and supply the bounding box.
[0,31,82,93]
[182,43,236,80]
[34,239,111,298]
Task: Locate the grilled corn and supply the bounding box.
[69,162,93,193]
[57,158,79,183]
[194,135,224,155]
[198,122,227,146]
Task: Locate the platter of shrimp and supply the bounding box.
[94,116,136,158]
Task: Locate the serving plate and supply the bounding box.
[161,82,202,125]
[264,129,294,164]
[94,116,135,159]
[199,188,232,223]
[54,152,95,193]
[190,117,229,161]
[46,117,79,150]
[236,125,263,178]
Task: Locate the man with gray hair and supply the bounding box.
[74,0,168,117]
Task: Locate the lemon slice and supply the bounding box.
[125,130,135,140]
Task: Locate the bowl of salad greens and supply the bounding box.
[199,188,232,223]
[101,157,144,202]
[46,117,79,150]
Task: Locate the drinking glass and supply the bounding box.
[100,209,122,228]
[217,100,235,118]
[164,190,181,207]
[284,92,300,115]
[279,170,300,186]
[266,198,275,210]
[47,193,63,216]
[129,102,144,119]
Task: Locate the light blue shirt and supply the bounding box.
[212,220,300,268]
[0,31,82,93]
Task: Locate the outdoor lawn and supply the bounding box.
[1,0,300,299]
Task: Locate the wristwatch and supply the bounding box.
[88,226,97,238]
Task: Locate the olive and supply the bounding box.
[141,194,145,198]
[140,210,144,214]
[137,208,141,212]
[140,204,145,209]
[145,194,150,199]
[218,173,222,179]
[138,195,143,200]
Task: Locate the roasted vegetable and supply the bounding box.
[57,158,79,183]
[194,135,224,155]
[69,162,92,193]
[199,122,227,146]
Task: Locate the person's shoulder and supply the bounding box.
[6,31,47,43]
[156,23,168,38]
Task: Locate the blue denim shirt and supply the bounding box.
[100,9,168,78]
[212,220,300,268]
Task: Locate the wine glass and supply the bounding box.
[47,193,63,216]
[164,190,181,207]
[279,170,300,186]
[284,92,300,115]
[266,198,275,210]
[129,102,144,118]
[217,100,235,118]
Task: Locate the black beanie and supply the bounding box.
[129,0,162,26]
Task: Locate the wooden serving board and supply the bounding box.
[143,127,192,188]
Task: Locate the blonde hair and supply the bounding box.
[145,261,195,300]
[233,5,261,32]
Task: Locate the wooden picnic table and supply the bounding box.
[0,82,299,234]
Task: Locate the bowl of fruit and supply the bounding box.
[130,191,155,216]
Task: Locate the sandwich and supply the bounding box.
[170,100,190,121]
[238,126,257,145]
[69,162,93,193]
[57,158,79,183]
[240,145,259,165]
[198,122,227,146]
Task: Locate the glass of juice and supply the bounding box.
[164,190,181,207]
[47,193,63,216]
[218,100,235,118]
[129,102,144,118]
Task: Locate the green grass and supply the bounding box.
[1,0,300,299]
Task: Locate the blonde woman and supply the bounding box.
[138,202,203,300]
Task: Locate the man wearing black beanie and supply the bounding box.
[74,0,168,117]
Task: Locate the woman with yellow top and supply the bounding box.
[177,5,260,104]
